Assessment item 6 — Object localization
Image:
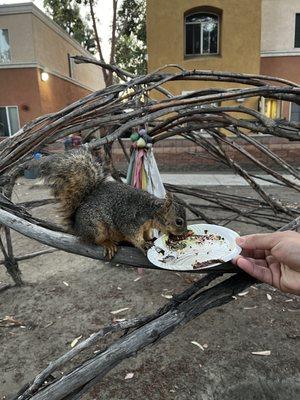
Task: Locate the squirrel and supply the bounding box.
[40,150,188,259]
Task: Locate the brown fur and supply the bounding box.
[40,150,188,260]
[39,151,103,229]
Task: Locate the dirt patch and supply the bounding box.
[1,179,300,399]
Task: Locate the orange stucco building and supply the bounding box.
[0,2,105,137]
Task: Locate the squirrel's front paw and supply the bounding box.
[103,241,118,260]
[141,241,153,254]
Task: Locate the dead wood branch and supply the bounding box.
[0,208,235,274]
[0,63,300,398]
[12,214,300,400]
[14,272,254,400]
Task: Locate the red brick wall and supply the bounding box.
[112,136,300,172]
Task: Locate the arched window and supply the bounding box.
[185,12,219,56]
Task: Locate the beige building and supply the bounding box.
[146,0,261,112]
[261,0,300,121]
[146,0,300,122]
[0,2,105,136]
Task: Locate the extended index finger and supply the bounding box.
[236,232,283,251]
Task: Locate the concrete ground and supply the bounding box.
[0,177,299,400]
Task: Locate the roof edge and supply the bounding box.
[0,2,97,60]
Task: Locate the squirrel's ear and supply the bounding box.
[163,192,173,212]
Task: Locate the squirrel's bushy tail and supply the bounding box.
[40,150,104,228]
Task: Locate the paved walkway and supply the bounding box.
[161,173,298,186]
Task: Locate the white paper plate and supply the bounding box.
[147,224,241,271]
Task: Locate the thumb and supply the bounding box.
[236,233,281,251]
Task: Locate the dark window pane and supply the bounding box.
[194,24,201,54]
[295,14,300,47]
[202,28,209,53]
[202,15,218,54]
[0,108,9,136]
[186,24,193,54]
[185,12,219,55]
[0,29,11,63]
[210,24,218,53]
[291,103,300,122]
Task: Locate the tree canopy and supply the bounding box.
[115,0,147,75]
[44,0,147,81]
[44,0,96,54]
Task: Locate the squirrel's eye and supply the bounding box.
[176,218,183,226]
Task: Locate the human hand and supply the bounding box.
[233,231,300,295]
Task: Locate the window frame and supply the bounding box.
[0,105,20,137]
[184,11,220,58]
[295,13,300,48]
[0,28,11,64]
[68,53,75,78]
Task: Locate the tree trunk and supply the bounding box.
[88,0,111,86]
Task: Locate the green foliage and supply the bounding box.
[115,0,147,75]
[44,0,96,54]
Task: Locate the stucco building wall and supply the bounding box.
[0,13,35,64]
[31,13,103,90]
[260,0,300,119]
[0,3,105,132]
[146,0,261,111]
[147,0,261,75]
[0,67,92,126]
[37,68,92,116]
[261,0,300,55]
[0,68,41,125]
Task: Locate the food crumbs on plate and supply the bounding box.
[161,254,176,263]
[166,231,223,251]
[192,259,224,269]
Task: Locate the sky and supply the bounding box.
[1,0,115,59]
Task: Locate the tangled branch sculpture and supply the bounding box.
[1,59,300,399]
